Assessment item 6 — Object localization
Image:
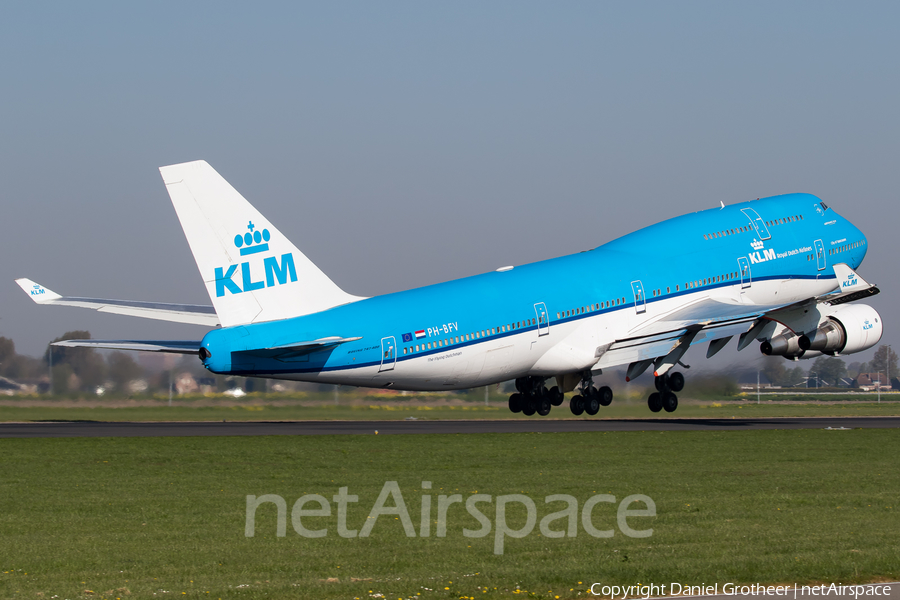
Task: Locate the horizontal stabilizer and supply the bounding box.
[52,340,202,354]
[15,278,219,327]
[236,336,362,360]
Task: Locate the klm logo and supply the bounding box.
[863,319,873,331]
[748,239,776,264]
[215,221,297,297]
[30,284,45,297]
[842,273,858,288]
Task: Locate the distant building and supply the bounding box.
[737,372,774,390]
[852,373,888,390]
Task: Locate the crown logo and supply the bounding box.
[233,221,270,256]
[750,239,764,250]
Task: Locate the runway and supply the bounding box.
[1,416,898,438]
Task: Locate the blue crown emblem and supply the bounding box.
[233,221,270,256]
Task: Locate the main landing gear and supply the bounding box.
[648,371,684,413]
[568,372,613,417]
[507,373,613,417]
[508,376,564,417]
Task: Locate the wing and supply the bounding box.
[15,278,219,327]
[233,336,363,362]
[595,263,879,377]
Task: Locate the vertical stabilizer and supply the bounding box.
[159,160,363,327]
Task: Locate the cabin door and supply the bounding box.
[741,208,771,240]
[738,257,751,289]
[631,280,647,314]
[379,336,396,372]
[814,239,826,271]
[534,302,549,336]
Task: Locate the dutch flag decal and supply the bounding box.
[415,330,426,339]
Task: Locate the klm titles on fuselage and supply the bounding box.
[748,239,776,265]
[214,222,298,297]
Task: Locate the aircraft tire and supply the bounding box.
[654,375,666,392]
[598,386,613,406]
[569,394,585,416]
[584,393,600,416]
[508,393,523,413]
[668,372,685,392]
[522,397,537,416]
[648,392,663,413]
[663,392,678,413]
[537,398,552,416]
[548,386,564,406]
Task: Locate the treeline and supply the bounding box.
[1,330,898,396]
[757,345,898,388]
[0,331,208,395]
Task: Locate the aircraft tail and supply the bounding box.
[159,160,363,327]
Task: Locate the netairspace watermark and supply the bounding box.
[245,481,655,554]
[589,583,894,599]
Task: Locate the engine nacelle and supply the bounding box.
[798,304,883,356]
[760,330,804,359]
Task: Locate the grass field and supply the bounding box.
[1,429,898,600]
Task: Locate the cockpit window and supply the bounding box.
[820,201,829,211]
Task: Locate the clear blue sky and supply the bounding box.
[2,2,897,373]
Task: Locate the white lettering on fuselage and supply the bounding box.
[427,323,458,338]
[748,245,813,264]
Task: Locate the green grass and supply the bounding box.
[0,398,898,422]
[1,430,898,600]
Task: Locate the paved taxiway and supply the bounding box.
[0,416,898,438]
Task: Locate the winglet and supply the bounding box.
[832,263,871,293]
[15,278,62,304]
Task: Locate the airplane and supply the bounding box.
[17,160,883,416]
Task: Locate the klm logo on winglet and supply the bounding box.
[30,284,46,297]
[214,221,297,297]
[748,239,776,264]
[843,272,859,289]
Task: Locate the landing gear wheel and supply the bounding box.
[662,392,678,413]
[583,391,600,416]
[570,394,585,416]
[537,397,552,416]
[597,386,613,406]
[522,397,536,416]
[668,371,685,393]
[508,393,523,413]
[648,392,662,413]
[654,375,666,392]
[548,386,564,406]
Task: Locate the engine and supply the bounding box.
[761,304,883,359]
[799,304,883,355]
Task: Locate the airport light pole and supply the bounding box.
[48,344,53,396]
[877,371,882,403]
